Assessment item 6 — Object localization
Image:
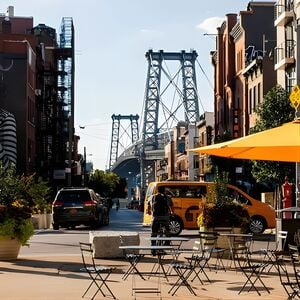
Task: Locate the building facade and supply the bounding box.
[0,6,79,189]
[212,2,276,138]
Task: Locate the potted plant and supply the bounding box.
[30,178,52,229]
[0,164,49,260]
[197,171,250,233]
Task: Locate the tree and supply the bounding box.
[87,170,126,198]
[250,85,295,184]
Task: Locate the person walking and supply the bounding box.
[147,186,172,255]
[116,199,120,211]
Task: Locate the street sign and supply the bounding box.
[289,85,300,110]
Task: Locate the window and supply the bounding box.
[248,89,252,114]
[193,155,199,169]
[163,185,207,198]
[257,83,261,104]
[253,86,257,111]
[286,68,296,93]
[228,188,251,205]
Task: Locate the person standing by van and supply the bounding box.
[147,186,172,254]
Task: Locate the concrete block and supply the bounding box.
[89,231,140,258]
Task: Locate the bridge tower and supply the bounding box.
[108,114,139,169]
[140,49,200,192]
[142,49,200,151]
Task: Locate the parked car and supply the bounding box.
[52,187,109,230]
[127,200,139,209]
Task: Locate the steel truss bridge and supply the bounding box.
[109,49,202,202]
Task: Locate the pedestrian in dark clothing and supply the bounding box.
[147,186,172,254]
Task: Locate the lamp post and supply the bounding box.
[83,146,86,187]
[294,0,300,206]
[83,146,93,187]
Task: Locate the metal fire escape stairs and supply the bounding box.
[57,17,74,181]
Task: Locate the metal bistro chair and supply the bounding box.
[204,231,227,272]
[168,252,198,296]
[234,246,270,296]
[168,237,206,296]
[274,249,300,299]
[119,235,145,280]
[79,242,116,300]
[184,232,214,284]
[288,244,300,299]
[266,230,288,272]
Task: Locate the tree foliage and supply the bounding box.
[250,86,295,184]
[87,170,126,198]
[251,86,294,133]
[0,164,51,208]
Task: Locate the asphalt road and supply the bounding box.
[19,207,272,258]
[19,208,149,257]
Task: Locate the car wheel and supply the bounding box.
[91,213,103,229]
[249,216,266,234]
[53,223,59,230]
[169,216,183,236]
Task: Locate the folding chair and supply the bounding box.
[119,235,145,280]
[184,232,215,284]
[168,257,197,296]
[294,229,300,247]
[274,250,300,299]
[79,242,116,300]
[249,234,272,263]
[234,247,270,296]
[265,230,288,272]
[288,244,300,297]
[204,232,227,272]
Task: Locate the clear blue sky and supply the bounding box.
[6,0,274,170]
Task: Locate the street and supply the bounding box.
[20,208,149,257]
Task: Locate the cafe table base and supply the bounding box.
[119,245,174,298]
[132,275,162,299]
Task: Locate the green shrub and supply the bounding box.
[0,217,34,246]
[0,164,50,246]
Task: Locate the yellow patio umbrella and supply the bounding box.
[190,119,300,162]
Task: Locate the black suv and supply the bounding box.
[52,187,109,230]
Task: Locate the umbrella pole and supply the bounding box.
[296,163,300,208]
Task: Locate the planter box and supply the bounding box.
[0,237,21,260]
[32,214,53,229]
[89,231,140,258]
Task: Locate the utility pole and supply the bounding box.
[83,146,86,187]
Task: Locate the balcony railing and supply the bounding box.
[274,2,294,26]
[275,39,295,64]
[275,1,293,19]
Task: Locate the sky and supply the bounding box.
[5,0,275,170]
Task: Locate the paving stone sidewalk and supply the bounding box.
[0,252,288,300]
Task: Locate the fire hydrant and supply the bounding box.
[282,176,293,219]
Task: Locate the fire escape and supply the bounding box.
[34,17,74,184]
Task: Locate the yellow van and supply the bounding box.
[143,181,276,235]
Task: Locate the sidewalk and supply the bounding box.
[0,251,287,300]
